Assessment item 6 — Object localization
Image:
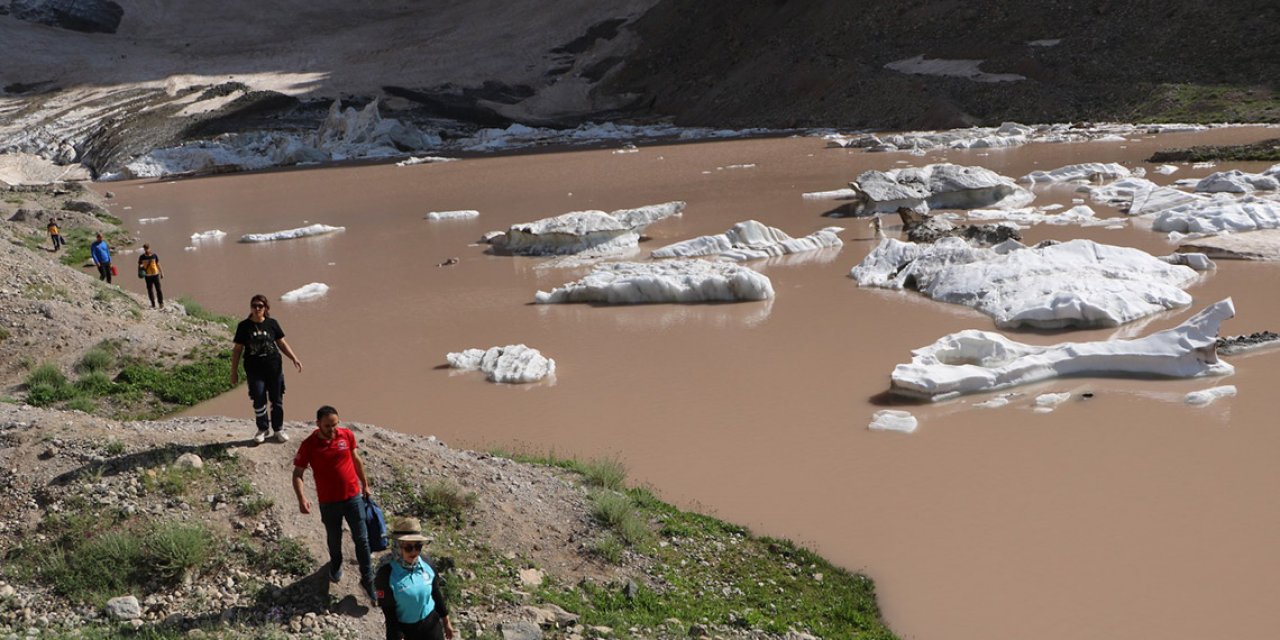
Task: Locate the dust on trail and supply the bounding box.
[99,127,1280,640]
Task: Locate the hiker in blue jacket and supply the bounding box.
[90,232,112,283]
[375,517,455,640]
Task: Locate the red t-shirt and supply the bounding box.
[293,427,362,504]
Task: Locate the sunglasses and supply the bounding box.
[250,303,265,309]
[400,542,423,552]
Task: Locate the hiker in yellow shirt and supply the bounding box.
[47,219,63,251]
[137,244,164,308]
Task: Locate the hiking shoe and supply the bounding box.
[272,430,289,443]
[363,580,378,604]
[253,429,269,444]
[328,566,343,583]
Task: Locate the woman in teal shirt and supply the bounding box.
[375,517,455,640]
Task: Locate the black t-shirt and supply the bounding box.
[234,317,285,371]
[138,253,160,276]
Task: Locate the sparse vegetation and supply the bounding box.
[1150,137,1280,163]
[1135,83,1280,124]
[178,296,238,331]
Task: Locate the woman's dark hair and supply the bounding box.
[248,294,270,318]
[316,405,339,421]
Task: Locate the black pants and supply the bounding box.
[145,275,164,307]
[246,366,285,432]
[97,262,112,283]
[395,611,444,640]
[51,234,62,251]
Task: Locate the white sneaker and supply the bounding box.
[273,430,289,443]
[253,429,269,444]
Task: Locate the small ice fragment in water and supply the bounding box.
[1034,392,1072,413]
[1185,385,1237,406]
[869,410,918,433]
[280,283,330,302]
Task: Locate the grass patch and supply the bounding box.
[238,535,314,577]
[104,439,126,456]
[77,347,115,374]
[23,282,71,301]
[490,447,628,491]
[239,495,274,517]
[5,511,217,606]
[0,327,9,342]
[56,227,132,268]
[590,490,652,547]
[178,296,237,331]
[1135,83,1280,124]
[1150,137,1280,163]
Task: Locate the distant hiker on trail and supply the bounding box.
[90,232,112,282]
[376,516,455,640]
[47,219,63,251]
[137,244,164,308]
[230,294,302,443]
[292,405,376,602]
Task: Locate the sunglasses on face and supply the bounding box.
[250,304,265,309]
[400,542,423,552]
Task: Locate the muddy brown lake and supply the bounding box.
[100,126,1280,640]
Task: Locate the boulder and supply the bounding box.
[104,595,141,621]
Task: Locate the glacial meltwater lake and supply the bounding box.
[100,126,1280,640]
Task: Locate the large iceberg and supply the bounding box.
[280,283,330,302]
[446,344,555,384]
[889,299,1236,400]
[1151,195,1280,236]
[239,224,345,243]
[493,202,684,256]
[651,220,843,261]
[534,260,774,304]
[842,163,1033,216]
[1019,163,1131,184]
[1194,169,1280,193]
[850,237,1198,329]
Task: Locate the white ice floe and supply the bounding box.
[884,55,1026,82]
[850,237,1198,329]
[190,229,227,241]
[968,205,1123,228]
[395,156,455,167]
[1019,163,1131,184]
[239,223,345,243]
[868,410,918,433]
[889,299,1236,400]
[494,202,684,256]
[1151,194,1280,236]
[534,260,774,304]
[1185,385,1237,406]
[183,246,197,251]
[718,164,756,170]
[651,220,843,261]
[1085,177,1209,215]
[1192,162,1218,169]
[802,188,858,201]
[1194,169,1280,193]
[280,283,330,302]
[974,394,1017,409]
[843,163,1033,215]
[1159,252,1215,271]
[446,344,556,384]
[425,210,480,221]
[1093,134,1128,143]
[1179,229,1280,261]
[612,144,639,154]
[1155,165,1180,175]
[137,217,169,224]
[1033,393,1072,412]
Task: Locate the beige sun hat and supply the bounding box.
[389,516,429,542]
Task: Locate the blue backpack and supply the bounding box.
[364,496,389,552]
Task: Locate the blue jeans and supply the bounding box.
[319,494,373,586]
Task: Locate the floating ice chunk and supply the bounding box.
[842,163,1033,215]
[1185,385,1237,406]
[1159,252,1215,271]
[446,344,555,384]
[1034,393,1072,412]
[974,394,1015,409]
[889,299,1236,400]
[395,156,455,166]
[968,205,1115,227]
[426,210,480,221]
[850,237,1198,329]
[239,224,345,243]
[1155,165,1180,175]
[1152,195,1280,235]
[138,217,169,224]
[1192,162,1217,169]
[1194,170,1280,193]
[535,260,774,304]
[190,229,226,241]
[183,246,197,251]
[280,283,330,302]
[651,220,843,261]
[1093,134,1128,142]
[1179,230,1280,261]
[496,202,684,255]
[802,188,858,200]
[718,164,756,170]
[868,410,918,433]
[1019,163,1131,184]
[613,144,639,154]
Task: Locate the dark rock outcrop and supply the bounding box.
[10,0,125,34]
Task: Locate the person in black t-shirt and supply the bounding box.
[137,244,164,308]
[230,294,303,443]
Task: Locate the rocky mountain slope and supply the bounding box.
[2,0,1277,179]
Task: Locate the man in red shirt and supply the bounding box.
[292,405,376,601]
